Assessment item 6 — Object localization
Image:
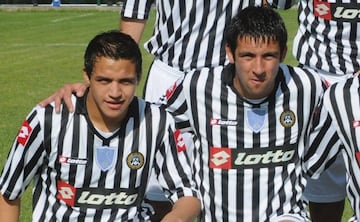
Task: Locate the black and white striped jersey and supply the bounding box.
[293,0,360,75]
[160,64,338,221]
[0,95,198,221]
[121,0,296,72]
[317,77,360,221]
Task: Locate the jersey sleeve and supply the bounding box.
[303,93,342,178]
[0,106,47,200]
[156,76,194,134]
[266,0,297,9]
[121,0,154,20]
[154,113,200,203]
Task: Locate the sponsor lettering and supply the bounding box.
[57,180,140,209]
[210,145,297,169]
[59,155,87,165]
[334,7,360,20]
[210,118,238,126]
[78,191,138,206]
[234,150,295,165]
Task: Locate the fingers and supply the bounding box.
[74,83,88,97]
[353,70,360,77]
[38,93,57,109]
[61,84,75,113]
[38,82,88,113]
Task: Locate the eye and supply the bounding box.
[119,78,137,85]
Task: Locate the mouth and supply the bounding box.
[105,100,124,109]
[251,78,265,85]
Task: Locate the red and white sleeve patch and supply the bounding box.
[17,120,33,146]
[174,129,186,152]
[165,81,178,100]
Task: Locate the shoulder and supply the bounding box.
[184,66,226,86]
[280,64,324,87]
[325,77,360,103]
[138,97,173,118]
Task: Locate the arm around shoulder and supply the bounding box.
[0,193,20,222]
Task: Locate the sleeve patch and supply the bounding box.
[17,120,33,146]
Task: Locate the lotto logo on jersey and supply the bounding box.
[57,180,77,206]
[209,145,296,169]
[314,0,360,22]
[210,118,238,126]
[57,180,140,209]
[59,155,87,165]
[209,147,232,169]
[17,120,32,146]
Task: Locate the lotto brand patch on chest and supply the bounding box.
[209,144,297,169]
[57,180,140,209]
[314,0,360,22]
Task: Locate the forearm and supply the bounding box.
[161,196,201,222]
[119,18,146,43]
[0,194,20,222]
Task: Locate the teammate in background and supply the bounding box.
[293,1,360,221]
[0,30,200,222]
[306,76,360,221]
[38,7,343,221]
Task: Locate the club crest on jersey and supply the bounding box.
[280,110,296,128]
[17,120,33,146]
[95,146,117,171]
[127,152,144,170]
[246,108,266,133]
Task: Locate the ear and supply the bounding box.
[82,68,90,85]
[225,44,235,64]
[280,46,288,62]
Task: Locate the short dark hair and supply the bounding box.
[225,6,288,56]
[84,30,142,80]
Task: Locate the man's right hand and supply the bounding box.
[38,83,88,113]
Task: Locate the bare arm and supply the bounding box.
[161,197,201,222]
[38,83,88,113]
[0,194,20,222]
[119,17,146,43]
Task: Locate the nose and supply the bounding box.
[253,58,265,75]
[109,82,122,99]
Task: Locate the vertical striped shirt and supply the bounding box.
[317,77,360,221]
[293,0,360,75]
[161,64,338,221]
[121,0,296,72]
[0,95,198,221]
